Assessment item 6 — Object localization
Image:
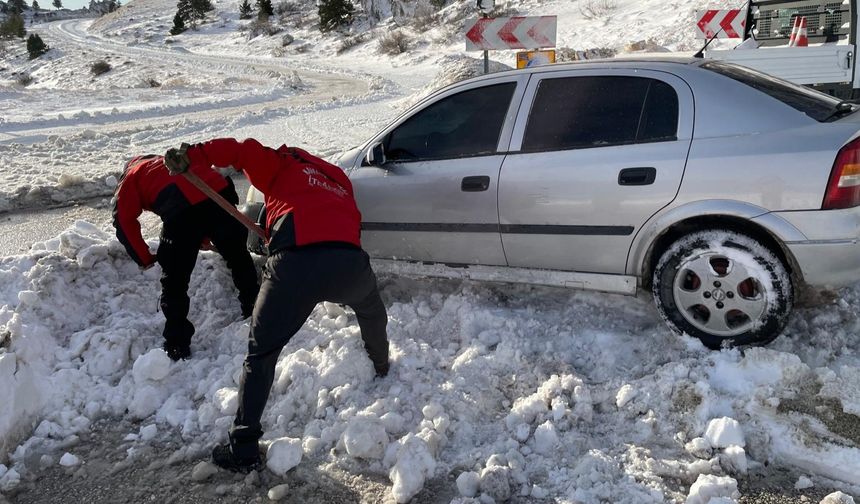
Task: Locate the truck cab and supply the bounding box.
[705,0,859,98]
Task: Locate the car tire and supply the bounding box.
[652,229,793,349]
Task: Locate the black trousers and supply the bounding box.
[229,244,388,457]
[157,198,260,350]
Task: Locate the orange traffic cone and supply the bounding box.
[795,16,809,46]
[788,15,800,46]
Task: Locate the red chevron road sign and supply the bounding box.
[695,9,746,38]
[465,16,557,51]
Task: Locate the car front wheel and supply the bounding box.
[652,230,793,349]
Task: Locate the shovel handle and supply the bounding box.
[181,171,269,243]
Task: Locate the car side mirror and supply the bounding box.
[365,143,387,167]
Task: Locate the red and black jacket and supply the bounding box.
[185,138,361,250]
[112,154,234,267]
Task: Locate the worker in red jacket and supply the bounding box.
[113,154,260,361]
[164,138,389,473]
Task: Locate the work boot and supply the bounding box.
[374,360,389,379]
[211,444,262,474]
[163,343,191,361]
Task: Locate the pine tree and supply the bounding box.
[0,12,26,38]
[176,0,193,23]
[318,0,353,32]
[32,0,40,10]
[256,0,272,19]
[52,0,61,9]
[107,0,118,12]
[8,0,27,13]
[238,0,252,19]
[189,0,212,21]
[26,33,48,58]
[169,10,186,34]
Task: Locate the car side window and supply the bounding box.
[385,82,516,162]
[521,76,679,152]
[638,80,679,143]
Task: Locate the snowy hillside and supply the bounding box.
[1,0,859,502]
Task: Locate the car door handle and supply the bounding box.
[462,176,490,192]
[618,167,656,186]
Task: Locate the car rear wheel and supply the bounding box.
[652,230,793,349]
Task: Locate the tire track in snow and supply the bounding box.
[0,19,400,213]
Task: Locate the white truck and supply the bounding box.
[704,0,859,98]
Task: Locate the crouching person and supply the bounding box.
[113,153,260,360]
[164,138,389,473]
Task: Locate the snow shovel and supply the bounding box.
[181,171,268,244]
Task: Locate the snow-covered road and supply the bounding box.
[0,18,397,213]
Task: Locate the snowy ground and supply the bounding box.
[1,0,859,502]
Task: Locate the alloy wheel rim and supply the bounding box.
[672,251,768,337]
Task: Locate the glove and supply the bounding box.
[164,143,192,175]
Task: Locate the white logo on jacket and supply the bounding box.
[303,166,348,197]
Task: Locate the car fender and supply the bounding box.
[626,199,809,278]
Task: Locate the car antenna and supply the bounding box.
[694,0,750,58]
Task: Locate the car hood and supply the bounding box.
[334,146,363,171]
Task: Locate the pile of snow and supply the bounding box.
[1,0,859,500]
[0,221,859,501]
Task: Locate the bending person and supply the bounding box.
[113,153,260,360]
[164,138,389,473]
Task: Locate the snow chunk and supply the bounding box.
[795,476,814,490]
[59,453,81,467]
[268,483,290,500]
[719,445,748,475]
[389,434,436,503]
[139,424,158,442]
[129,384,168,419]
[214,388,239,415]
[533,421,559,455]
[616,384,637,408]
[456,471,480,498]
[820,492,856,504]
[819,366,860,416]
[380,412,405,435]
[686,474,739,504]
[132,349,172,382]
[58,173,84,187]
[531,484,548,499]
[685,437,713,459]
[343,417,387,460]
[480,465,512,502]
[105,175,118,188]
[266,437,303,475]
[191,461,218,482]
[704,417,745,448]
[0,468,20,490]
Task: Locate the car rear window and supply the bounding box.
[700,61,841,122]
[522,76,679,152]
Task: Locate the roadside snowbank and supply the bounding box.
[1,221,859,500]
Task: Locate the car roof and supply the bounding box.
[403,56,821,141]
[461,56,702,83]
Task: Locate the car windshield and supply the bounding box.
[700,61,843,122]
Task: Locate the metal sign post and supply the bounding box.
[477,0,493,73]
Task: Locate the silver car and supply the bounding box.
[247,58,860,348]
